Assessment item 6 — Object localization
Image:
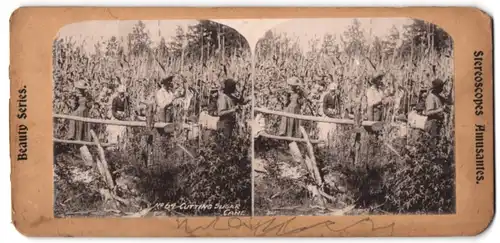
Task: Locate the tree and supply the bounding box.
[94,41,103,58]
[399,19,453,59]
[320,33,337,56]
[158,37,168,57]
[152,36,169,66]
[369,36,384,67]
[342,19,367,58]
[168,25,186,57]
[256,30,276,61]
[105,36,119,57]
[128,21,153,57]
[169,20,250,62]
[382,25,401,59]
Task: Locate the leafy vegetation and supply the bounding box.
[53,20,252,217]
[254,19,455,215]
[53,19,455,217]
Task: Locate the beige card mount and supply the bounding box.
[10,7,494,237]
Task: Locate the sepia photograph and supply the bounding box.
[252,18,455,216]
[51,17,456,218]
[10,6,495,237]
[52,20,253,217]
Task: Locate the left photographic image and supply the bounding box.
[52,20,253,217]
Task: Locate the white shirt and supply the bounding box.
[155,88,174,109]
[394,89,404,111]
[183,89,194,110]
[366,86,384,107]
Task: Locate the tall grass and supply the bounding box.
[254,20,455,215]
[52,23,252,216]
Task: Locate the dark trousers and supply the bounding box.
[425,119,443,147]
[217,118,235,139]
[67,107,90,141]
[158,106,174,123]
[367,106,384,122]
[156,106,175,136]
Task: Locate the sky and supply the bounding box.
[268,18,414,53]
[56,18,414,54]
[56,20,198,54]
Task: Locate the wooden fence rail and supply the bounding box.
[258,132,323,144]
[254,107,382,128]
[54,138,115,147]
[53,113,198,129]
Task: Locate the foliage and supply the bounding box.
[54,149,106,217]
[53,20,252,216]
[254,18,455,214]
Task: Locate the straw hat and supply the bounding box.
[74,80,88,90]
[117,85,126,93]
[209,84,219,92]
[287,76,302,86]
[328,82,338,91]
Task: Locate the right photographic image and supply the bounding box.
[252,18,455,216]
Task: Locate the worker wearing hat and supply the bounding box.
[317,80,341,147]
[217,78,240,138]
[365,72,387,122]
[72,80,91,110]
[424,78,449,142]
[322,82,341,118]
[105,84,130,148]
[155,76,176,123]
[111,84,130,121]
[66,79,91,141]
[278,76,306,138]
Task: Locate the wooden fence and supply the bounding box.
[253,106,391,208]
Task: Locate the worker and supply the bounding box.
[278,77,307,138]
[365,72,388,122]
[424,78,451,145]
[317,82,341,147]
[66,80,91,141]
[111,85,130,120]
[217,78,240,138]
[155,76,176,123]
[107,85,130,148]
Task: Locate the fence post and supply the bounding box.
[90,130,115,189]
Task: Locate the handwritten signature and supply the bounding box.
[176,216,395,237]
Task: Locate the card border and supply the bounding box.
[9,7,494,237]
